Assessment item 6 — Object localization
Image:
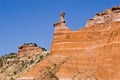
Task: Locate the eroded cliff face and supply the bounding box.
[16,6,120,80]
[50,22,120,80]
[50,6,120,80]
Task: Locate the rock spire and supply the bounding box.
[53,12,67,30]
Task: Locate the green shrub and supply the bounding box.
[23,43,38,47]
[13,71,17,75]
[0,58,3,67]
[30,59,34,64]
[40,55,43,59]
[10,77,15,80]
[41,48,47,51]
[6,53,17,59]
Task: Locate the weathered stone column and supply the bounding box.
[53,12,67,30]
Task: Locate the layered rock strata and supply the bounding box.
[85,6,120,27]
[50,22,120,80]
[18,6,120,80]
[18,43,44,56]
[50,6,120,80]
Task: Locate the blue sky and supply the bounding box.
[0,0,120,56]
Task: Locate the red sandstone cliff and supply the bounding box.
[50,7,120,79]
[1,6,120,80]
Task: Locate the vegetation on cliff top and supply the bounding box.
[0,43,49,80]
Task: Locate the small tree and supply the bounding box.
[41,48,47,51]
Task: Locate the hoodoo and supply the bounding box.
[53,12,67,30]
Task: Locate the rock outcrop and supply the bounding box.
[1,6,120,80]
[19,6,120,80]
[0,43,48,80]
[18,43,45,56]
[50,21,120,80]
[50,6,120,80]
[85,6,120,27]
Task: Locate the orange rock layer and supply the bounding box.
[19,6,120,80]
[23,22,120,80]
[50,22,120,80]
